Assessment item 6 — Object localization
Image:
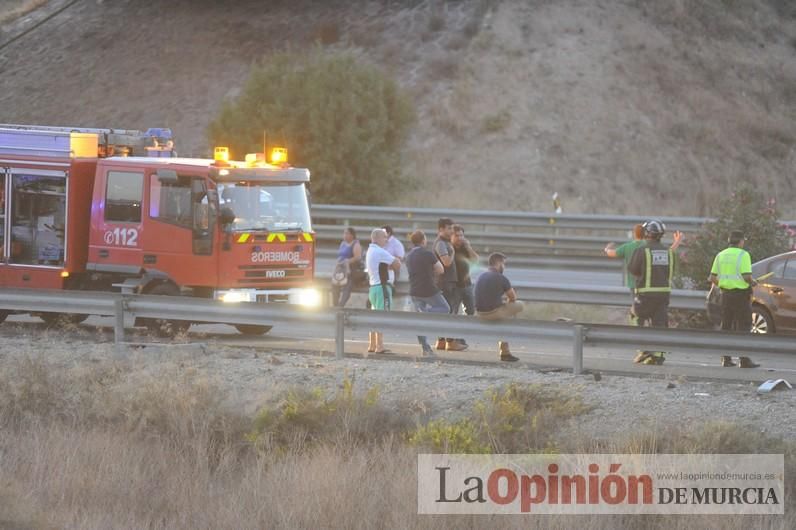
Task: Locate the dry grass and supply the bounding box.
[480,109,512,134]
[0,0,47,25]
[0,356,793,528]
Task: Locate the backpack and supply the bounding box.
[705,283,722,326]
[331,261,350,287]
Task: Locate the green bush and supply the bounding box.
[677,187,793,290]
[208,48,415,205]
[409,383,591,454]
[247,376,410,452]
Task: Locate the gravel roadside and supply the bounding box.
[1,333,794,442]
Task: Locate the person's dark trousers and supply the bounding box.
[447,287,462,314]
[449,285,475,315]
[720,288,752,332]
[460,284,475,316]
[440,284,458,314]
[332,281,354,307]
[632,294,670,328]
[412,293,451,349]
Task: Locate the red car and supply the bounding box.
[751,251,796,334]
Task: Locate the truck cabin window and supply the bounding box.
[9,174,66,266]
[216,182,311,232]
[149,174,193,228]
[105,171,143,223]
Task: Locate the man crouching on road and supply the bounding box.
[474,252,523,362]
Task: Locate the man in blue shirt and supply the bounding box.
[474,253,524,361]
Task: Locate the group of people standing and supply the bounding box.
[605,222,759,368]
[332,218,523,361]
[332,217,762,368]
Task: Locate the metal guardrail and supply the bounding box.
[313,224,608,254]
[0,289,791,376]
[311,205,796,256]
[312,268,707,311]
[510,283,706,311]
[315,247,622,270]
[311,205,726,232]
[0,289,335,344]
[345,308,796,373]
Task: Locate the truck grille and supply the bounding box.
[256,294,289,303]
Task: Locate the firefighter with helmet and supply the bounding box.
[627,220,675,365]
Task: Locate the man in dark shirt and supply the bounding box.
[432,218,467,351]
[451,224,478,315]
[433,218,458,312]
[474,252,523,361]
[406,230,449,356]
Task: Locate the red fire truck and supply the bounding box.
[0,124,319,335]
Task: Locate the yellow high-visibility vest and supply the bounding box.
[711,247,751,290]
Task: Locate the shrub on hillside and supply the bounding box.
[410,384,591,453]
[247,376,412,451]
[676,186,793,290]
[208,48,415,205]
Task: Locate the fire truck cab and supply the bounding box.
[0,125,318,335]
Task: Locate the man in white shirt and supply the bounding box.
[382,225,406,260]
[382,225,405,281]
[365,228,401,353]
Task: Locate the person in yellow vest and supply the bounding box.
[708,230,759,368]
[627,220,674,365]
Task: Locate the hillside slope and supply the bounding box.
[1,0,794,217]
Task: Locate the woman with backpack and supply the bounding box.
[331,227,363,307]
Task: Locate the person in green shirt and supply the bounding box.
[604,224,683,291]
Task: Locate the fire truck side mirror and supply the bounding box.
[219,207,236,226]
[156,168,179,184]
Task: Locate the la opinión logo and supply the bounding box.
[435,463,653,513]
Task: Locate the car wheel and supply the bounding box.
[751,305,775,334]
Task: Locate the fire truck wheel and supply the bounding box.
[234,325,272,336]
[143,283,191,337]
[39,313,89,327]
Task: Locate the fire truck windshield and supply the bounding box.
[217,182,311,232]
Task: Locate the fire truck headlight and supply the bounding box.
[221,291,249,303]
[296,288,322,308]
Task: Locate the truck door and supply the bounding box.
[144,172,217,287]
[88,168,144,272]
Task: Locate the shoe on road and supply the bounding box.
[445,338,468,351]
[738,356,760,369]
[498,341,518,362]
[720,355,736,367]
